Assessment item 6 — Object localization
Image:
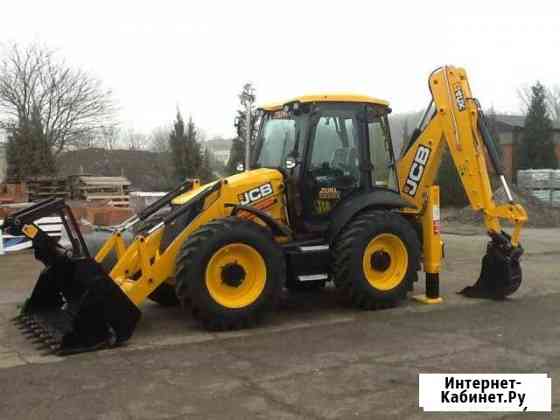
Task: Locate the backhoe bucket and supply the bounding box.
[15,255,141,356]
[459,232,523,300]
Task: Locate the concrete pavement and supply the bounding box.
[0,228,558,419]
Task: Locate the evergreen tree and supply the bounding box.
[167,110,207,184]
[198,147,214,183]
[169,110,188,183]
[184,116,202,179]
[227,138,245,174]
[6,107,55,181]
[5,129,22,181]
[227,83,258,174]
[519,82,557,169]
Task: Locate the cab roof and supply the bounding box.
[259,93,390,111]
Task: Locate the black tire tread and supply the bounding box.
[175,217,285,331]
[332,210,420,310]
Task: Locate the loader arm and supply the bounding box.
[397,66,527,241]
[397,65,527,299]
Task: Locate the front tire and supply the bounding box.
[175,217,285,330]
[332,210,420,309]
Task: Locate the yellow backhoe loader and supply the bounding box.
[4,66,527,355]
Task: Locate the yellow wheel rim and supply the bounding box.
[362,233,408,291]
[205,243,267,309]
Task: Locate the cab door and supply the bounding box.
[299,104,365,230]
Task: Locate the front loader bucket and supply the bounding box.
[4,198,142,355]
[459,232,523,300]
[15,256,141,356]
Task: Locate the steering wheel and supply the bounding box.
[309,163,357,196]
[310,162,344,179]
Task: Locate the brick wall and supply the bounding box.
[501,143,514,179]
[497,130,560,181]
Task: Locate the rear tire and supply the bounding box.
[175,217,285,330]
[332,210,420,309]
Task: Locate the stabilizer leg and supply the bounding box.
[413,186,444,305]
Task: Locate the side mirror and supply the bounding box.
[285,156,297,169]
[236,162,245,172]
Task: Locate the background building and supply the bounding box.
[205,138,232,165]
[493,115,560,180]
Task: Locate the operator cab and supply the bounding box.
[253,94,398,234]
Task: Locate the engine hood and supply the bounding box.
[171,168,284,206]
[222,168,284,190]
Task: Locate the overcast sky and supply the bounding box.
[2,1,558,139]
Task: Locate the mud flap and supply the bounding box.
[459,232,523,300]
[15,256,141,356]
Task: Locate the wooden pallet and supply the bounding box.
[69,176,131,207]
[27,177,69,202]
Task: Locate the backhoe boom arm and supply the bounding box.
[397,66,527,244]
[397,66,527,301]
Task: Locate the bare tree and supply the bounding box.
[0,42,115,156]
[80,132,99,149]
[124,128,148,151]
[100,126,121,150]
[149,126,171,153]
[148,126,175,188]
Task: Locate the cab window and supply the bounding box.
[367,110,398,190]
[305,107,361,217]
[309,115,360,179]
[255,112,296,168]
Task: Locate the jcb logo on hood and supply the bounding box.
[404,145,431,197]
[238,183,273,205]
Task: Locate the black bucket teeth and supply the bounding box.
[12,310,68,354]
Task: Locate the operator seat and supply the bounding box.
[330,148,350,170]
